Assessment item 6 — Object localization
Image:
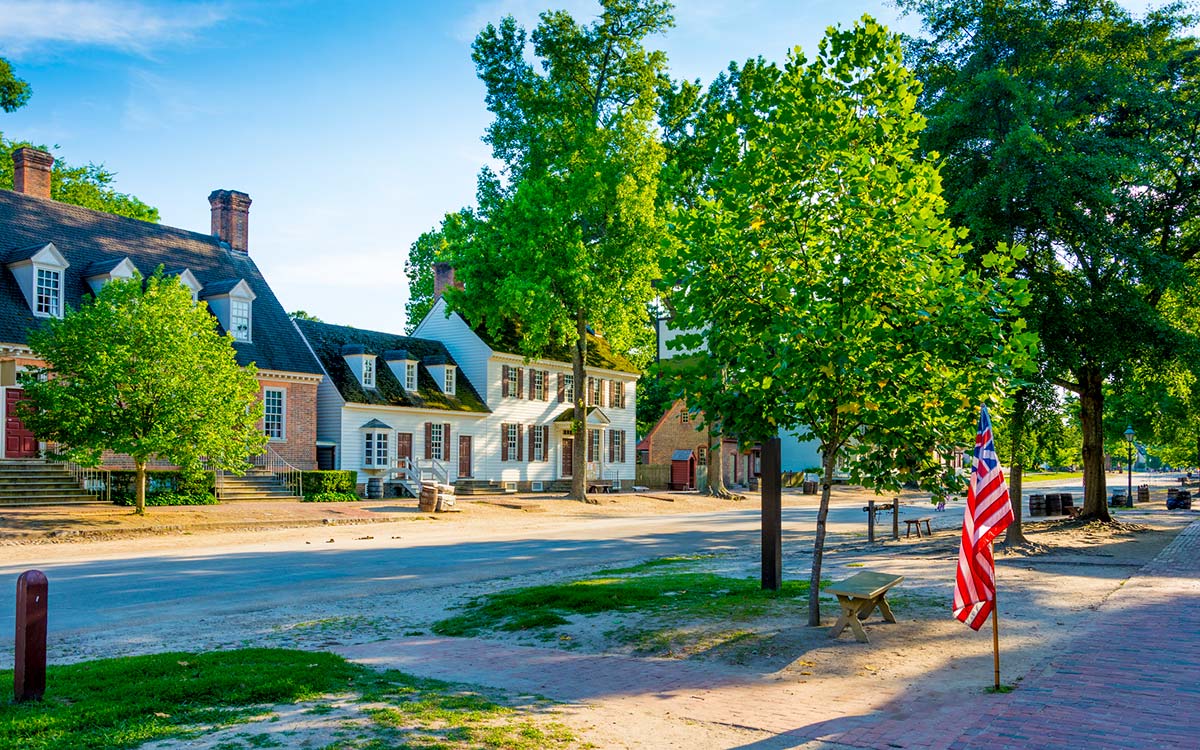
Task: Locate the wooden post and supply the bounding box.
[761,436,782,591]
[15,570,48,702]
[868,499,876,543]
[992,541,1001,690]
[892,498,899,541]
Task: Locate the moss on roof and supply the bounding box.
[471,319,640,374]
[295,318,489,413]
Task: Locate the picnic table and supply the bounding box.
[826,570,904,643]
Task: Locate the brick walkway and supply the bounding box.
[339,518,1200,749]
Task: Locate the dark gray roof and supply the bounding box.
[294,318,490,414]
[0,189,322,375]
[672,449,694,461]
[82,257,128,276]
[360,418,393,430]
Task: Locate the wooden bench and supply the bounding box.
[826,570,904,643]
[904,517,932,538]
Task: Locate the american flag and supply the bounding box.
[953,404,1014,630]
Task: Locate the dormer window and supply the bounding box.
[167,268,202,302]
[362,356,376,387]
[200,279,256,343]
[230,299,251,342]
[425,357,456,396]
[383,350,419,392]
[7,242,70,319]
[342,344,378,389]
[84,257,138,295]
[36,268,61,316]
[444,366,456,395]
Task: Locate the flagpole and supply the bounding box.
[991,540,1001,691]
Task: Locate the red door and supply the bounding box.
[458,435,472,478]
[561,437,574,478]
[396,433,413,464]
[5,388,37,458]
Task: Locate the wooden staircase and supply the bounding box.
[0,459,104,506]
[217,470,302,502]
[454,479,517,495]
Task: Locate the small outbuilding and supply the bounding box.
[670,448,696,490]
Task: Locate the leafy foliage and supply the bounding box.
[18,271,266,513]
[0,57,31,112]
[664,18,1034,622]
[0,134,159,222]
[442,0,671,499]
[899,0,1200,518]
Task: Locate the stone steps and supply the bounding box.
[0,459,103,505]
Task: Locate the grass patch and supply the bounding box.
[1023,471,1083,483]
[595,553,717,576]
[433,571,817,638]
[0,649,573,750]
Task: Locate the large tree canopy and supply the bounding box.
[665,17,1033,624]
[900,0,1200,520]
[19,272,266,514]
[442,0,672,500]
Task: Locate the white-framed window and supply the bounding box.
[533,424,545,461]
[613,381,626,409]
[364,431,389,467]
[405,362,417,391]
[564,374,575,402]
[263,388,286,440]
[697,446,707,466]
[362,357,376,388]
[430,423,444,460]
[532,370,545,400]
[681,409,690,424]
[230,298,252,342]
[506,423,519,461]
[35,267,61,317]
[609,430,626,463]
[588,429,601,463]
[444,367,456,395]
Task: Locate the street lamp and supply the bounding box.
[1124,425,1136,506]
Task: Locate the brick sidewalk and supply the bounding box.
[339,518,1200,749]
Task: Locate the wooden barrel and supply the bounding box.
[1167,487,1180,509]
[1060,493,1074,514]
[1110,492,1126,507]
[1029,494,1046,517]
[1046,493,1063,516]
[1137,485,1150,504]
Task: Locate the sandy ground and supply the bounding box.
[2,482,1193,749]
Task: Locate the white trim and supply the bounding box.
[342,402,489,420]
[255,369,324,385]
[263,386,286,441]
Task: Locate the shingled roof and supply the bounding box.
[0,189,322,376]
[294,318,489,413]
[471,318,640,374]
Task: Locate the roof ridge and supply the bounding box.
[0,188,221,247]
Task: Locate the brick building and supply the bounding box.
[637,399,761,488]
[0,147,323,469]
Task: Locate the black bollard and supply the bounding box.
[15,569,48,702]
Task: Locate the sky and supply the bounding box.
[0,0,1169,332]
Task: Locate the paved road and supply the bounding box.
[0,499,959,638]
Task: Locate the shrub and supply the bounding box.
[300,470,356,495]
[301,491,360,503]
[107,470,215,505]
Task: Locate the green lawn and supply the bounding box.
[432,555,822,654]
[1022,471,1084,483]
[0,649,574,750]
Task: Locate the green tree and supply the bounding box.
[18,272,266,514]
[1,135,159,222]
[289,310,323,322]
[0,57,31,112]
[900,0,1200,520]
[665,18,1033,624]
[443,0,672,501]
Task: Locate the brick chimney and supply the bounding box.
[12,147,54,200]
[208,189,252,254]
[433,262,462,300]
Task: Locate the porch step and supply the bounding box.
[217,472,301,502]
[454,479,516,495]
[0,459,103,505]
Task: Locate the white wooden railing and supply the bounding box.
[416,458,450,486]
[50,459,111,502]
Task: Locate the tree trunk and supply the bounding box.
[572,310,594,503]
[703,425,739,499]
[1078,367,1112,521]
[809,442,837,627]
[1005,389,1029,545]
[134,459,147,516]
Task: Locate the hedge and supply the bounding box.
[300,470,356,495]
[301,491,360,503]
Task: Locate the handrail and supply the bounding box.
[49,458,111,503]
[415,458,449,486]
[249,445,304,497]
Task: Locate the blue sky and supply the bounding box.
[0,0,1163,332]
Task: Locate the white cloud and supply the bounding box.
[0,0,230,57]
